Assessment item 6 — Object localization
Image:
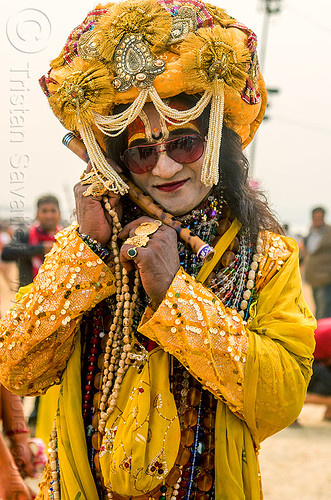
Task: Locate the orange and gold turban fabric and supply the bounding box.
[40,0,267,194]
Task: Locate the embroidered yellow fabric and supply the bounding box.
[100,347,180,496]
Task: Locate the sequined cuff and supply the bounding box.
[78,232,111,262]
[138,268,248,414]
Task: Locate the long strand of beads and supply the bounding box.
[49,418,60,500]
[149,87,212,127]
[209,233,249,300]
[185,397,202,500]
[231,234,250,309]
[97,197,141,500]
[169,472,183,500]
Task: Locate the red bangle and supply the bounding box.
[6,428,30,436]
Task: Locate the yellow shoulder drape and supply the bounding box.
[214,237,315,499]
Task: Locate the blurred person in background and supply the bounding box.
[0,221,16,316]
[304,207,331,319]
[0,221,14,286]
[306,317,331,421]
[1,195,61,289]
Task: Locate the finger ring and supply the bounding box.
[123,220,162,249]
[80,171,113,197]
[134,220,162,237]
[127,247,138,259]
[124,234,149,247]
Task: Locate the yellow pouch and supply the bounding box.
[100,347,180,496]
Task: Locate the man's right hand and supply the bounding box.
[74,161,123,247]
[43,241,54,254]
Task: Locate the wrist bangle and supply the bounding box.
[6,428,30,437]
[78,233,111,261]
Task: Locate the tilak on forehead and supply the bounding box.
[39,0,267,195]
[128,99,200,145]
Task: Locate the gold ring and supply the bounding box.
[127,247,138,259]
[134,220,162,237]
[123,221,162,249]
[124,234,149,247]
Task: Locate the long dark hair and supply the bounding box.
[107,94,283,237]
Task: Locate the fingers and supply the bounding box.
[119,223,171,269]
[73,180,101,203]
[120,243,139,272]
[24,457,35,478]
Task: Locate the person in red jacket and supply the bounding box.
[306,317,331,420]
[1,195,61,288]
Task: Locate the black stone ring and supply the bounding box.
[127,247,138,259]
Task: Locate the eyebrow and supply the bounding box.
[129,128,201,148]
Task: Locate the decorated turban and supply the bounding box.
[40,0,267,195]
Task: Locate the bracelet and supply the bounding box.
[6,428,30,437]
[78,233,111,261]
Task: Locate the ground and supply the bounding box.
[260,404,331,499]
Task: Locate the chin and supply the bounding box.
[159,199,196,216]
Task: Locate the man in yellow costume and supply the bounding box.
[0,1,316,499]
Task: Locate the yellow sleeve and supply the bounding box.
[244,234,316,444]
[138,233,316,429]
[0,224,116,396]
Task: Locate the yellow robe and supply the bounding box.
[0,225,315,499]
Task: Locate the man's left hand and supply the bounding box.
[119,217,180,307]
[10,437,35,479]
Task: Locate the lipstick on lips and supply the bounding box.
[155,179,188,192]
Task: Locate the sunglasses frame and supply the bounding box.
[120,134,207,174]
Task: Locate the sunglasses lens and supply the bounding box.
[123,135,204,173]
[123,145,157,173]
[167,136,204,164]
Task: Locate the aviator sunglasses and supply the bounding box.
[120,134,206,174]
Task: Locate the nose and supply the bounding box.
[151,151,183,179]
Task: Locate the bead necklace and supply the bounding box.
[91,197,142,500]
[48,419,60,500]
[208,232,263,321]
[209,233,252,304]
[81,304,113,491]
[170,356,218,500]
[177,194,223,277]
[185,397,202,499]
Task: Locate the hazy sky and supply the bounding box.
[1,0,331,233]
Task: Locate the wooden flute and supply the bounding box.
[62,133,215,262]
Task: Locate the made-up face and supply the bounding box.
[312,210,325,229]
[37,203,60,231]
[122,102,212,216]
